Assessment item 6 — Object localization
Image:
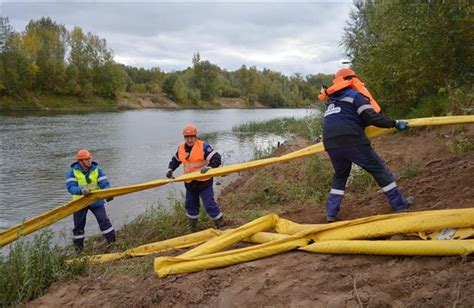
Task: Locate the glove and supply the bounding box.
[166,169,174,179]
[106,197,114,202]
[395,120,409,131]
[200,167,211,174]
[81,187,91,196]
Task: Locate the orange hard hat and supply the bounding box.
[182,124,197,136]
[335,68,357,79]
[76,149,92,160]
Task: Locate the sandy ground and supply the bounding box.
[28,124,474,307]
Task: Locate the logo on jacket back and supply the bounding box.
[324,103,341,117]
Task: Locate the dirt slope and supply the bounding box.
[29,125,474,307]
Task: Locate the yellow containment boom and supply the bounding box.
[1,115,474,247]
[154,209,474,277]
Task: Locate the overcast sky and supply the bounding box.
[2,1,353,76]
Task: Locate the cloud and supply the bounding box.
[3,1,353,75]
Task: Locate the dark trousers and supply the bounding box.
[72,205,115,249]
[326,144,408,217]
[185,185,222,220]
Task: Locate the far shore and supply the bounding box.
[0,92,315,112]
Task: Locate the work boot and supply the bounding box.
[104,242,118,254]
[406,196,416,207]
[73,241,84,254]
[214,217,225,229]
[188,218,198,233]
[326,215,337,223]
[396,196,416,213]
[104,236,116,253]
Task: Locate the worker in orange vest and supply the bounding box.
[166,124,225,232]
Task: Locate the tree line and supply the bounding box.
[0,17,128,100]
[0,17,331,108]
[343,0,473,116]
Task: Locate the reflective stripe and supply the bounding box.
[206,150,217,162]
[183,161,207,168]
[340,97,354,103]
[101,227,114,235]
[330,189,345,195]
[72,234,85,239]
[97,176,108,182]
[186,213,199,219]
[212,212,223,220]
[357,104,373,114]
[382,182,397,192]
[66,178,78,183]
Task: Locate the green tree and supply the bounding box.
[344,0,473,109]
[162,72,188,103]
[23,17,67,93]
[0,18,36,96]
[68,27,92,96]
[190,52,222,101]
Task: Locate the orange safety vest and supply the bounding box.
[178,139,209,182]
[318,77,381,113]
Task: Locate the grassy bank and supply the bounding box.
[0,93,272,112]
[0,94,117,112]
[0,231,87,306]
[233,114,323,140]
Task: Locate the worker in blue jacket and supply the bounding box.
[166,124,225,232]
[319,68,414,222]
[66,149,115,252]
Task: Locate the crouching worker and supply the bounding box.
[166,124,225,232]
[66,149,115,252]
[318,68,414,222]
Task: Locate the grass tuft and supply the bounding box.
[447,134,474,155]
[233,114,322,141]
[0,231,87,306]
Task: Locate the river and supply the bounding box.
[0,108,316,245]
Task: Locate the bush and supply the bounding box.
[129,83,147,93]
[408,94,453,118]
[187,88,201,104]
[220,85,241,98]
[248,93,258,103]
[449,86,474,115]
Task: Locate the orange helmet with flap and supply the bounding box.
[335,68,357,80]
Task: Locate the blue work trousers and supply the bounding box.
[73,205,115,249]
[185,185,223,220]
[326,144,408,217]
